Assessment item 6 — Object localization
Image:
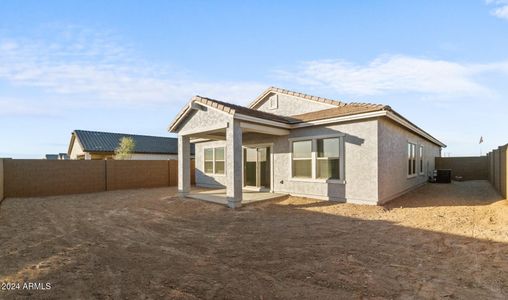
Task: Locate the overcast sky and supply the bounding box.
[1,0,507,158]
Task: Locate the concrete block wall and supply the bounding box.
[487,144,508,198]
[0,159,4,201]
[435,156,489,181]
[1,159,196,198]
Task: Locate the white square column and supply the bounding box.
[178,134,191,196]
[226,119,243,208]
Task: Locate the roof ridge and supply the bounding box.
[248,86,345,108]
[347,101,388,108]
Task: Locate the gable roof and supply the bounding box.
[168,87,446,147]
[69,130,195,155]
[169,95,298,131]
[248,86,344,109]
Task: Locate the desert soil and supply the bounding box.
[0,180,507,299]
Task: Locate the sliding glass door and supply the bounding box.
[244,147,270,189]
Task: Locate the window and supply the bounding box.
[292,140,312,178]
[317,138,340,179]
[408,142,417,177]
[419,145,424,175]
[204,147,225,174]
[204,148,213,174]
[214,147,225,174]
[290,136,344,181]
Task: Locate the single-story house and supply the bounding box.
[68,130,194,160]
[169,87,446,208]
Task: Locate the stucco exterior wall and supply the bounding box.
[194,140,227,188]
[69,138,84,159]
[177,106,230,134]
[255,93,336,116]
[194,119,380,204]
[377,118,441,204]
[270,120,379,203]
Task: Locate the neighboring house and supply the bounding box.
[68,130,194,160]
[45,153,69,160]
[169,87,446,208]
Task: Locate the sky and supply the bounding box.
[0,0,507,158]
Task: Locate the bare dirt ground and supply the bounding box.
[0,180,507,299]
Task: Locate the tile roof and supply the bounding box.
[193,95,298,124]
[249,86,345,108]
[72,130,195,155]
[290,102,390,122]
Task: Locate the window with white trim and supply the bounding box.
[214,147,225,174]
[317,137,340,179]
[419,145,424,175]
[204,147,225,174]
[291,136,344,181]
[292,140,312,178]
[408,142,417,177]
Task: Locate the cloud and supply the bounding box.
[274,55,508,97]
[492,5,508,19]
[486,0,508,20]
[0,25,265,113]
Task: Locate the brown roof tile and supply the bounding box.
[290,103,389,122]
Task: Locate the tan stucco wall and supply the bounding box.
[69,138,85,159]
[256,93,336,116]
[377,118,441,204]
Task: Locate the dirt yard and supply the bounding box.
[0,181,507,299]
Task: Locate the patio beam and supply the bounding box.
[240,122,290,136]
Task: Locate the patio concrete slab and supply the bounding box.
[186,188,288,205]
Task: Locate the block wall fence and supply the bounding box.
[435,156,489,181]
[487,144,508,198]
[0,159,195,199]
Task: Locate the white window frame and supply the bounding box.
[204,147,225,175]
[289,134,345,183]
[419,145,425,175]
[407,141,417,178]
[290,139,313,179]
[316,137,342,180]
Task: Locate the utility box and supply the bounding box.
[435,169,452,183]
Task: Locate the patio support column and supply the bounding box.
[178,134,191,196]
[226,119,243,208]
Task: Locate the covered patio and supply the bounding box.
[169,96,292,208]
[187,188,288,205]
